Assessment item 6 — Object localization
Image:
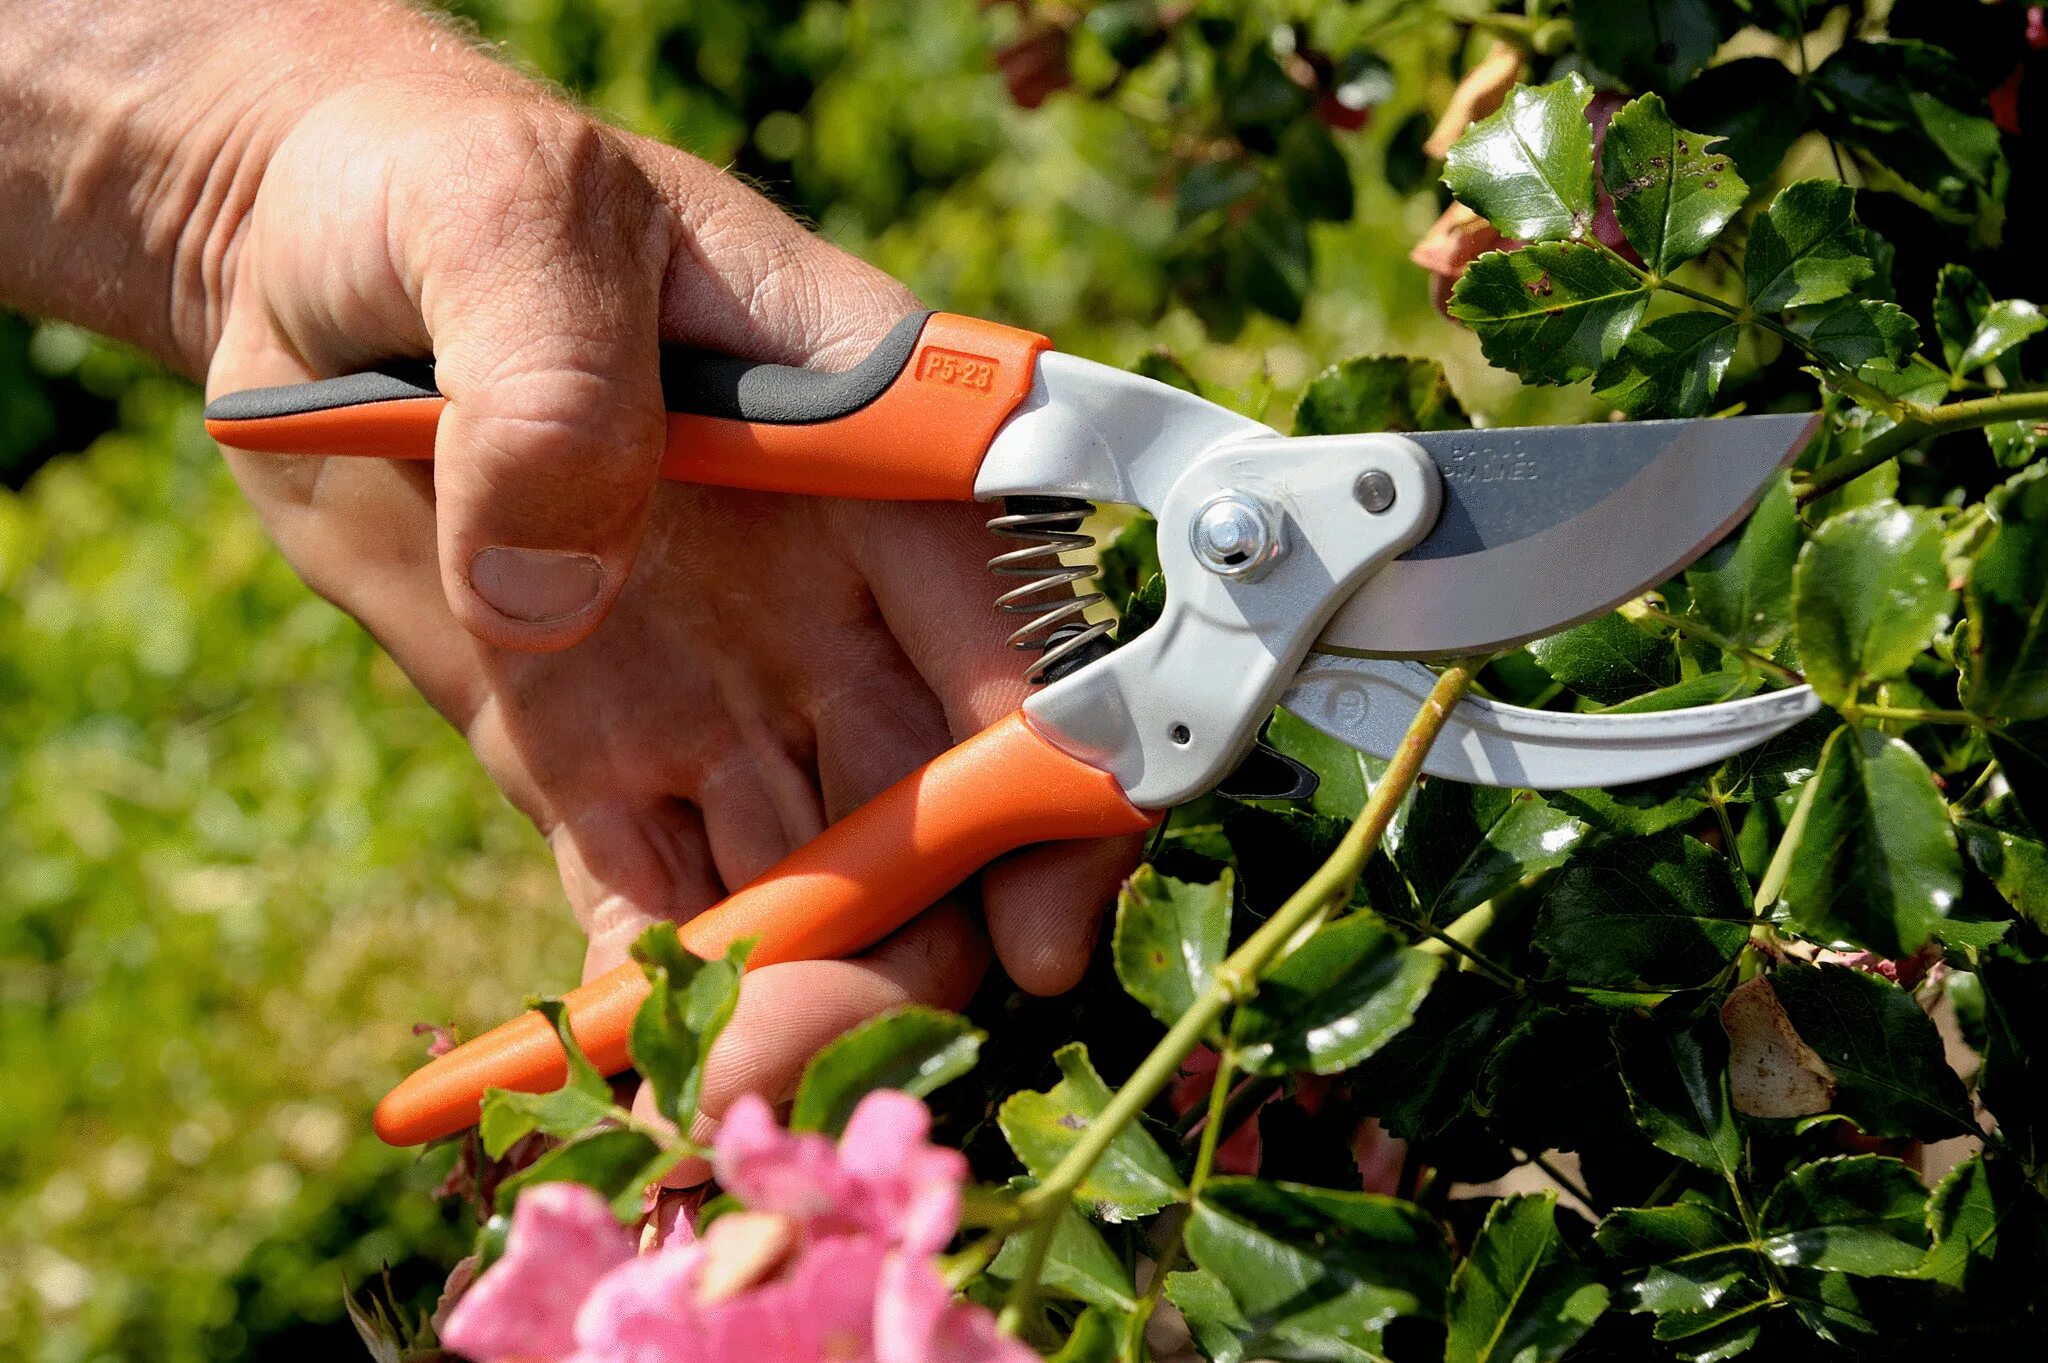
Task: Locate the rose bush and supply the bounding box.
[339,4,2048,1361]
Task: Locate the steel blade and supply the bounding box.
[1281,656,1822,789]
[1315,412,1819,658]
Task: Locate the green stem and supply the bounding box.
[1417,920,1521,987]
[995,662,1479,1333]
[1846,704,1981,727]
[1638,605,1806,687]
[1797,390,2048,506]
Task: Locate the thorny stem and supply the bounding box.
[1122,1043,1239,1358]
[995,662,1479,1336]
[1797,389,2048,505]
[1637,605,1807,687]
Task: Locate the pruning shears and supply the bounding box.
[205,310,1824,1147]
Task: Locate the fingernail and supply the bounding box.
[468,546,605,624]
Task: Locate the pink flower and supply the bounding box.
[1167,1046,1262,1176]
[440,1091,1017,1363]
[441,1183,636,1363]
[714,1090,969,1256]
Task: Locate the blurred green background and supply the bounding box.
[0,3,1534,1359]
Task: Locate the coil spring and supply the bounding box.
[987,496,1113,682]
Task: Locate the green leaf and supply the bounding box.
[1046,1308,1120,1363]
[1266,705,1384,821]
[1810,39,2008,211]
[1351,974,1523,1140]
[1744,180,1873,313]
[1615,1014,1740,1182]
[1978,952,2048,1167]
[1767,963,1975,1141]
[1446,1193,1610,1363]
[1993,719,2048,831]
[1687,475,1800,654]
[1230,913,1441,1076]
[1716,711,1835,805]
[787,1006,983,1137]
[493,1126,670,1217]
[1792,501,1953,706]
[1097,513,1161,616]
[1278,118,1354,223]
[1922,1153,2048,1293]
[1233,198,1311,324]
[1112,867,1231,1030]
[1757,1156,1932,1275]
[1575,0,1725,91]
[998,1043,1184,1221]
[1480,1010,1630,1155]
[628,927,747,1133]
[991,1204,1136,1314]
[1443,75,1599,242]
[1184,1178,1449,1358]
[1987,418,2048,470]
[1528,613,1676,705]
[1533,833,1750,991]
[1779,726,1961,957]
[1450,244,1650,385]
[1934,264,2047,375]
[1958,810,2048,932]
[1593,311,1738,418]
[1601,94,1746,274]
[1961,466,2048,722]
[1292,355,1468,436]
[1549,779,1707,836]
[478,999,618,1158]
[1400,784,1587,925]
[1164,1267,1253,1363]
[1596,670,1755,715]
[1787,299,1920,373]
[1595,1202,1771,1359]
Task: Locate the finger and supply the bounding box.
[655,900,988,1186]
[810,662,953,823]
[850,501,1140,992]
[697,745,826,892]
[399,107,676,652]
[985,835,1146,995]
[622,137,920,368]
[552,801,728,981]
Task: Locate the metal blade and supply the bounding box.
[1281,656,1823,790]
[1315,412,1819,659]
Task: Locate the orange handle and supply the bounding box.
[373,712,1159,1146]
[202,313,1050,501]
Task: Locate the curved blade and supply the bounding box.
[1316,412,1819,658]
[1282,656,1823,790]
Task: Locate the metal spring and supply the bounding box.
[987,497,1113,682]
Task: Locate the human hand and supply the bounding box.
[0,3,1142,1142]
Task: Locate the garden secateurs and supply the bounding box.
[205,310,1825,1148]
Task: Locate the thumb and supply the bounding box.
[408,112,675,651]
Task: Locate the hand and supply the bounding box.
[185,43,1142,1135]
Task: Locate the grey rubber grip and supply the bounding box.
[203,312,934,426]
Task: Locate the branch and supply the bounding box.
[995,661,1479,1333]
[1796,390,2048,506]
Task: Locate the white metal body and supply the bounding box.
[974,351,1824,803]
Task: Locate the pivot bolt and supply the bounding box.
[1354,470,1397,514]
[1190,492,1282,578]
